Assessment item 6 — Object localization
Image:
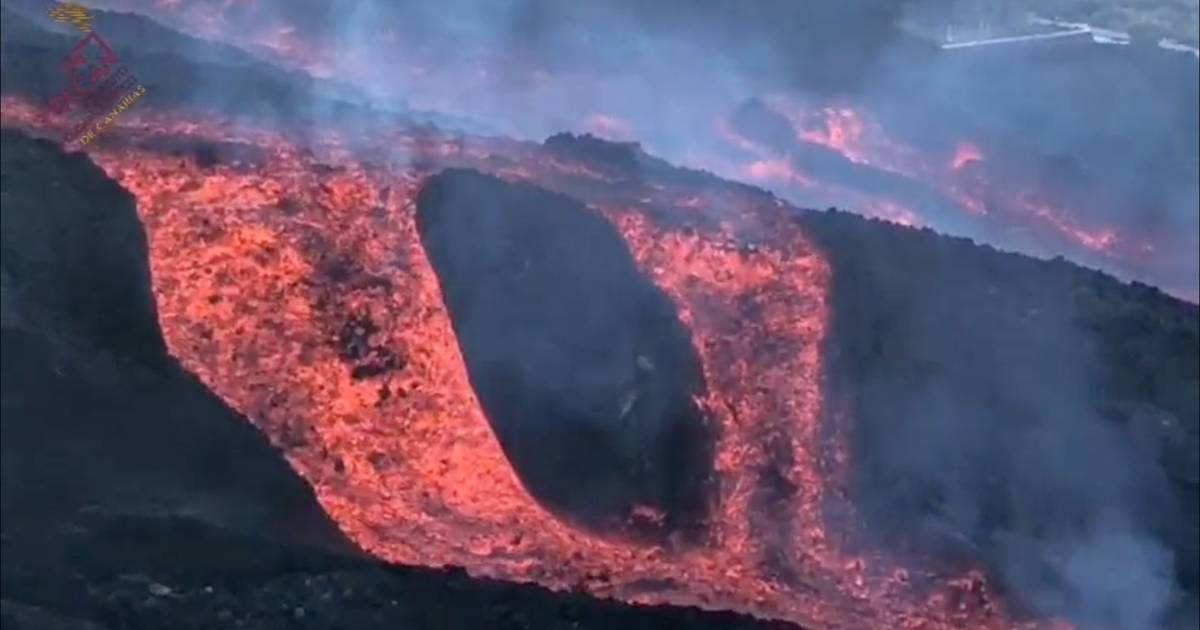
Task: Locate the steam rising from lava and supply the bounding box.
[84,0,1200,301]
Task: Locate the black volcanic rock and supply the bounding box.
[416,168,716,539]
[1,511,803,630]
[795,209,1199,628]
[0,129,351,553]
[0,127,166,366]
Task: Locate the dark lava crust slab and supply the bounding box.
[416,168,716,539]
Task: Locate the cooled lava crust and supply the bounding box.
[416,169,716,539]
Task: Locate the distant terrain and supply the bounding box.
[905,0,1199,46]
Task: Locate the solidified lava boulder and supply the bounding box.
[416,168,715,538]
[0,127,167,366]
[0,129,350,554]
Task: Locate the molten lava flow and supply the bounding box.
[718,99,1159,270]
[795,107,871,165]
[3,96,1070,629]
[766,98,927,175]
[1016,194,1120,254]
[951,142,984,171]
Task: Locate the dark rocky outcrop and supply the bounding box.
[416,168,716,539]
[0,128,166,366]
[0,128,353,553]
[795,208,1199,628]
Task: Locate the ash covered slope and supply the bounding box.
[0,130,803,630]
[794,207,1199,627]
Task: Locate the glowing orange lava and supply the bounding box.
[720,100,1153,262]
[951,142,984,171]
[796,108,870,164]
[3,96,1071,630]
[1018,194,1119,254]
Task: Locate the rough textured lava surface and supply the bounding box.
[1,5,1197,630]
[0,128,802,630]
